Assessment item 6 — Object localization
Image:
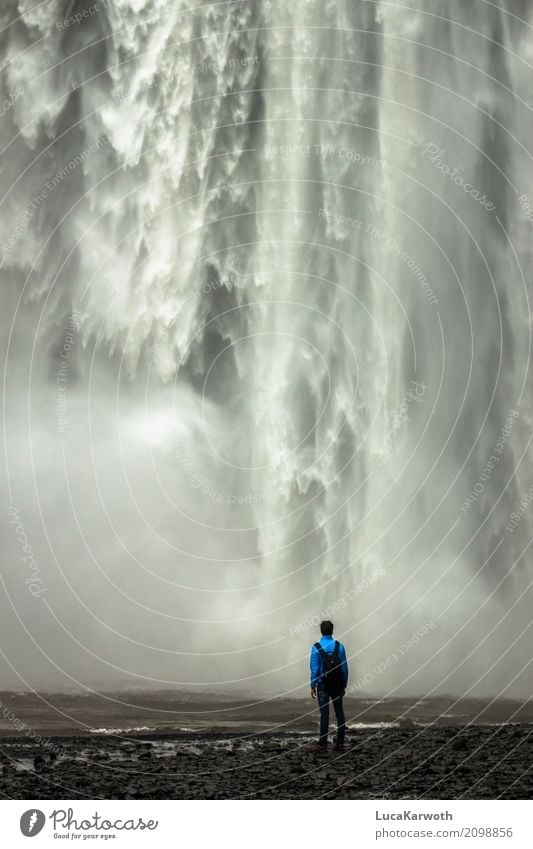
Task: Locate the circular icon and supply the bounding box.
[20,810,46,837]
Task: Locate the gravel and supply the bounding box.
[0,724,531,799]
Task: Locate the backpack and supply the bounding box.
[315,641,345,696]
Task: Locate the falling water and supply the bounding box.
[1,0,533,698]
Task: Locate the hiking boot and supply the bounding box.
[333,742,345,752]
[309,742,328,755]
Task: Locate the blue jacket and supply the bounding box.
[310,634,349,689]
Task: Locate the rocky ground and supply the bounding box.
[0,724,531,799]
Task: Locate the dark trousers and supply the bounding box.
[317,686,346,746]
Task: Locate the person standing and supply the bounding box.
[310,620,348,753]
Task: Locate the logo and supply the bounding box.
[20,810,46,837]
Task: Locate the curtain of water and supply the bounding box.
[1,0,532,696]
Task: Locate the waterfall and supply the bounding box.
[1,0,532,697]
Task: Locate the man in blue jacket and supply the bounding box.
[310,620,348,753]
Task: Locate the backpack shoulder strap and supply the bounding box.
[332,640,340,659]
[314,642,327,658]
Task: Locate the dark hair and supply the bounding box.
[320,620,334,636]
